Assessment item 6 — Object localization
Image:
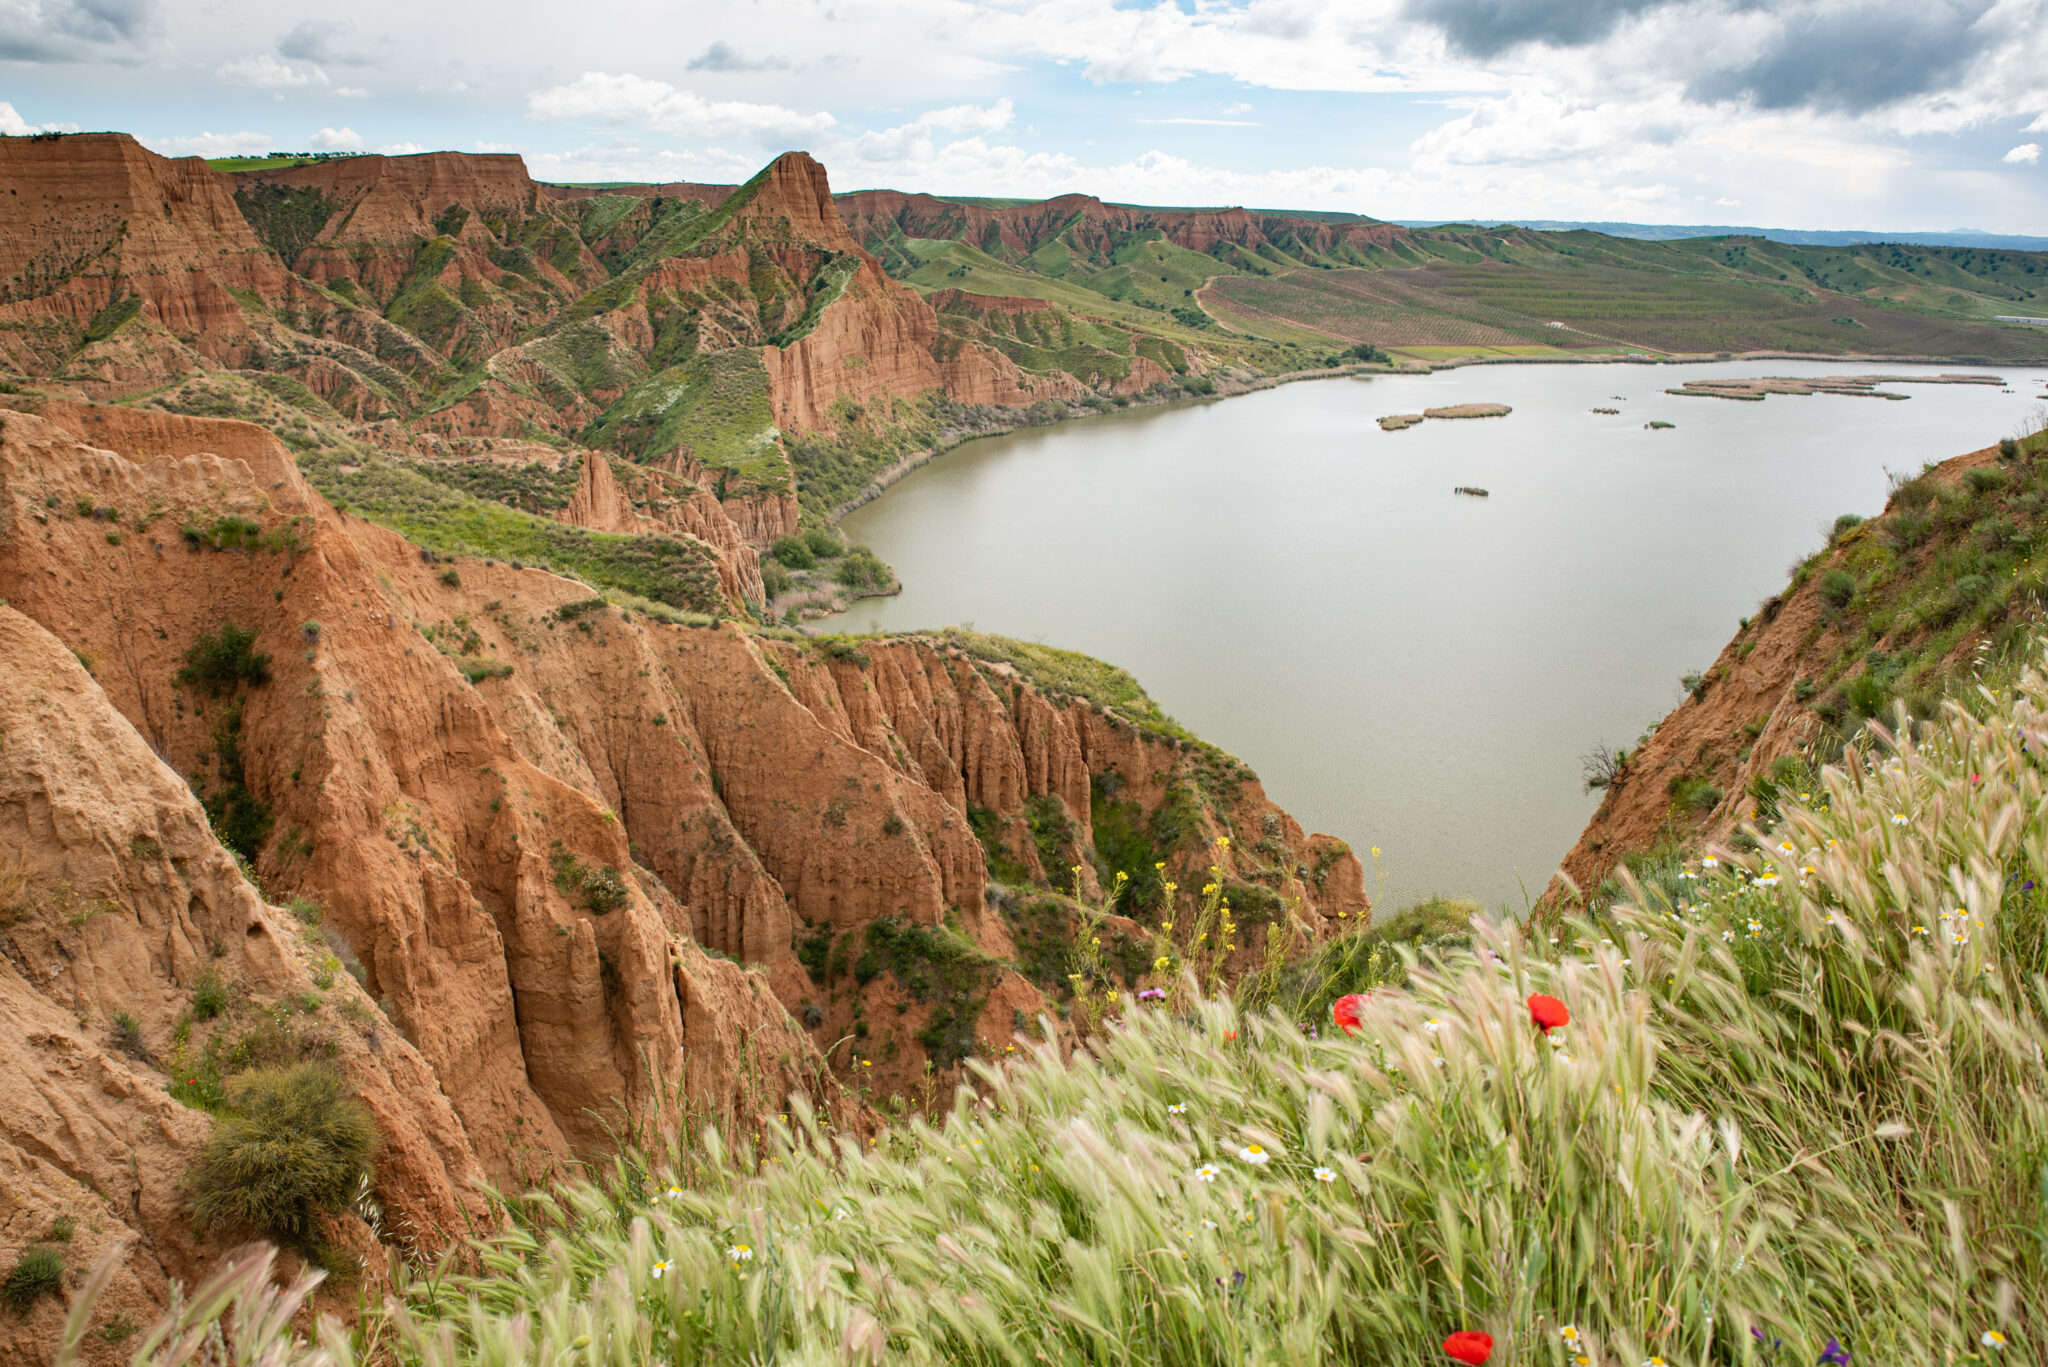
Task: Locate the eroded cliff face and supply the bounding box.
[1,399,1363,1117]
[0,605,493,1365]
[0,134,290,378]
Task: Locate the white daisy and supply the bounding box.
[1238,1144,1271,1165]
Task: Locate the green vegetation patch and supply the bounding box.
[231,182,340,264]
[189,1063,377,1254]
[852,914,1001,1067]
[295,440,728,614]
[583,349,788,495]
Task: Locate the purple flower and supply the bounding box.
[1818,1338,1850,1365]
[1137,988,1167,1001]
[1752,1328,1782,1352]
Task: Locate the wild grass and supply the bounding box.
[61,651,2048,1365]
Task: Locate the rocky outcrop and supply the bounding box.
[559,448,766,604]
[0,133,288,374]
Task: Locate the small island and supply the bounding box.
[1423,402,1512,419]
[1592,406,1620,414]
[1378,413,1424,431]
[1453,486,1490,497]
[1666,373,2003,402]
[1646,420,1676,430]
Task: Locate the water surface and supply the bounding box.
[821,361,2048,912]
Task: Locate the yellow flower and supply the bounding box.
[1215,835,1230,848]
[1370,847,1380,857]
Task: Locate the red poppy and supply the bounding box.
[1223,1029,1237,1042]
[1443,1330,1494,1364]
[1332,992,1370,1036]
[1527,993,1570,1034]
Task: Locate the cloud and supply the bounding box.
[685,40,789,72]
[0,100,75,134]
[1688,1,1997,115]
[527,71,834,144]
[139,129,275,158]
[334,86,369,98]
[2028,111,2048,132]
[277,18,376,66]
[217,53,313,88]
[1138,117,1260,126]
[1403,0,1667,57]
[2005,142,2042,163]
[307,126,362,151]
[1222,103,1253,115]
[0,0,151,60]
[848,99,1014,163]
[377,141,429,155]
[473,139,525,153]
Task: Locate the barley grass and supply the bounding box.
[61,656,2048,1366]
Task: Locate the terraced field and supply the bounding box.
[1206,268,1593,350]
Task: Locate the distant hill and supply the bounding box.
[840,187,2048,363]
[1391,220,2048,252]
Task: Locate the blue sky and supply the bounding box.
[3,0,2045,230]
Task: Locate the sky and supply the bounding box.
[3,0,2047,231]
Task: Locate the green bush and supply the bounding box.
[191,970,228,1021]
[771,535,816,570]
[801,527,841,559]
[1,1245,63,1315]
[834,547,891,593]
[1831,513,1864,539]
[760,560,793,600]
[176,624,271,696]
[188,1064,377,1251]
[1818,568,1857,609]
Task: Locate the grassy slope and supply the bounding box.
[73,659,2048,1363]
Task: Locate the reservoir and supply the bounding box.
[819,360,2048,913]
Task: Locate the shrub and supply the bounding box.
[1818,568,1857,609]
[110,1011,146,1057]
[771,535,816,570]
[188,1064,377,1251]
[440,567,461,587]
[1999,436,2020,461]
[760,560,793,600]
[176,624,270,696]
[191,970,228,1021]
[834,547,891,593]
[1831,513,1864,539]
[801,527,841,559]
[1966,466,2005,496]
[1,1245,63,1315]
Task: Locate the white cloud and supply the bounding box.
[527,72,834,144]
[474,140,525,153]
[1222,102,1253,115]
[334,87,370,99]
[920,97,1014,134]
[2029,111,2048,132]
[139,130,276,158]
[378,141,429,155]
[216,53,314,89]
[2004,142,2041,164]
[307,126,363,151]
[0,101,74,135]
[1139,117,1259,126]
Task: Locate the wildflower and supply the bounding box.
[651,1259,671,1279]
[1528,994,1570,1033]
[1891,813,1909,825]
[1202,1218,1218,1229]
[666,1185,684,1200]
[1442,1330,1494,1364]
[1215,835,1229,849]
[1370,846,1380,857]
[1312,1166,1336,1183]
[1168,1103,1187,1115]
[1238,1144,1271,1165]
[1223,1029,1237,1041]
[1982,1329,2007,1349]
[1702,856,1719,868]
[1559,1326,1581,1344]
[1643,1359,1668,1367]
[1818,1338,1851,1365]
[1722,930,1735,942]
[727,1244,754,1263]
[1195,1164,1220,1183]
[1912,924,1929,936]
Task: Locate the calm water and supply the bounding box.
[820,361,2048,912]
